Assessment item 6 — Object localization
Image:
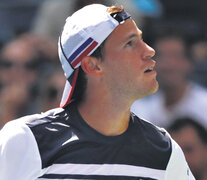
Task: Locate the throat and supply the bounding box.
[78,101,131,136]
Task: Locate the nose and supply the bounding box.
[147,44,155,58]
[142,43,155,60]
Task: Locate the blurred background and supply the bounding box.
[0,0,207,179]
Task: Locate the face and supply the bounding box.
[100,19,158,103]
[0,40,37,86]
[154,38,191,90]
[171,126,207,177]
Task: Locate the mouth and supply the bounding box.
[144,66,155,73]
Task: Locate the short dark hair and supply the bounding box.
[168,117,207,145]
[72,5,124,105]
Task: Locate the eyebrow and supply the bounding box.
[124,31,143,42]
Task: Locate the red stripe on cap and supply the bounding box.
[71,40,98,68]
[60,68,79,108]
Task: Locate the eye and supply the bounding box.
[125,40,133,47]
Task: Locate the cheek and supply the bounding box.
[103,48,144,81]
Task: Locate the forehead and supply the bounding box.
[105,19,141,45]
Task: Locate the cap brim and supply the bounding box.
[60,68,79,108]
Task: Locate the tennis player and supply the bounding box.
[0,4,195,180]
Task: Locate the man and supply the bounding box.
[131,31,207,129]
[0,4,195,179]
[168,117,207,180]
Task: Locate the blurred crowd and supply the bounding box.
[0,0,207,179]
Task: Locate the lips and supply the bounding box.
[143,59,156,73]
[144,66,155,73]
[144,67,154,73]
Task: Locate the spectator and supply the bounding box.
[0,33,58,128]
[131,30,207,129]
[168,117,207,180]
[0,34,39,87]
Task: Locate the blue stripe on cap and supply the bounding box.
[68,37,93,63]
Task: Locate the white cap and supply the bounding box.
[58,4,131,107]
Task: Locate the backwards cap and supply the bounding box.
[58,4,131,108]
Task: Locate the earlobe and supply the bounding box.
[81,56,103,76]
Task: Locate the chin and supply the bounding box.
[133,80,159,100]
[154,80,159,91]
[134,86,158,100]
[148,81,159,96]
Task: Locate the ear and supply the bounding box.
[81,56,103,76]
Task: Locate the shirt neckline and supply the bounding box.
[66,103,133,144]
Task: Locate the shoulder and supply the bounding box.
[0,107,67,142]
[23,107,77,140]
[0,107,68,142]
[16,107,73,140]
[0,114,40,149]
[0,106,76,178]
[130,113,172,168]
[131,112,171,142]
[23,107,66,128]
[22,105,81,168]
[131,113,195,179]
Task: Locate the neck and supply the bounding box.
[77,86,132,136]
